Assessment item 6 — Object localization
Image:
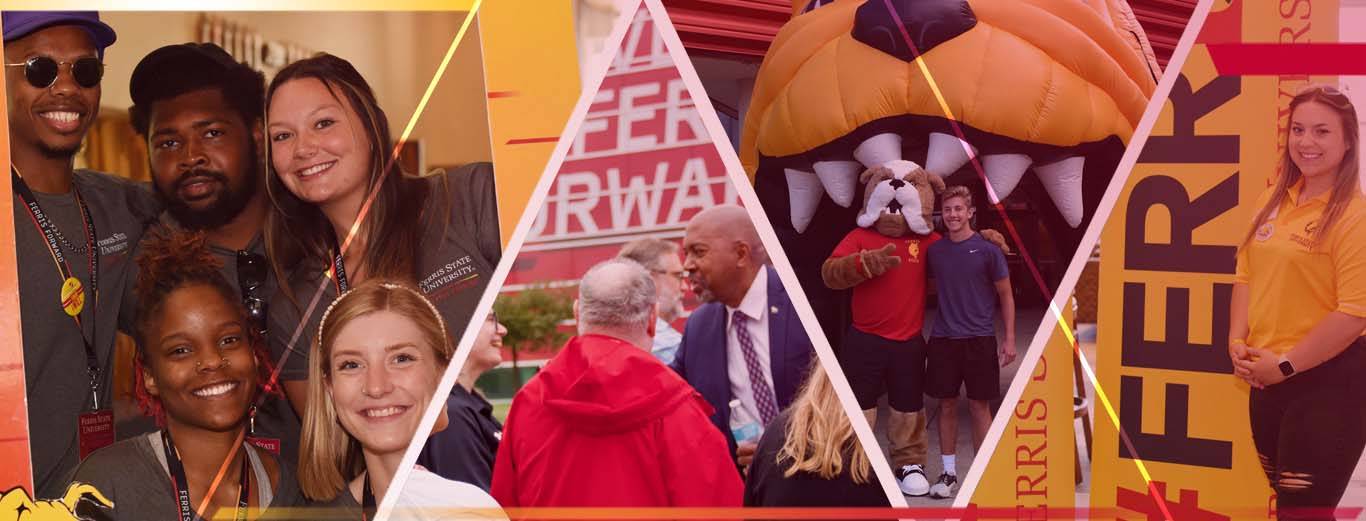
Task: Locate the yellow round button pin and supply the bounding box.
[61,277,85,317]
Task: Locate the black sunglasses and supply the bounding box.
[4,56,104,89]
[237,250,269,337]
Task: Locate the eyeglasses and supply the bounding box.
[4,56,104,89]
[237,250,269,337]
[651,268,688,281]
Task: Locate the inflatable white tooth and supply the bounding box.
[1035,156,1086,227]
[981,153,1032,203]
[925,132,977,178]
[853,132,903,169]
[812,160,863,208]
[785,167,824,234]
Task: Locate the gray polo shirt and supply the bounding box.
[268,163,501,383]
[14,169,159,499]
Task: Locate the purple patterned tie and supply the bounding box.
[733,310,779,425]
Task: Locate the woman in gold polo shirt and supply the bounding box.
[1230,84,1366,519]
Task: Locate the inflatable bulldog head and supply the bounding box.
[745,0,1160,235]
[856,159,943,237]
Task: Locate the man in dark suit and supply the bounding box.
[672,205,814,470]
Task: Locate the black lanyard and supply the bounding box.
[161,430,251,521]
[11,168,101,407]
[329,233,350,294]
[361,473,376,521]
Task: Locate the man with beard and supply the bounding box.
[618,238,687,364]
[4,12,160,498]
[670,205,814,472]
[124,42,302,467]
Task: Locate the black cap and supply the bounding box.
[130,42,242,107]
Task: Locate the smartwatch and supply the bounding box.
[1277,355,1296,377]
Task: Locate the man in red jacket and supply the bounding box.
[491,259,743,507]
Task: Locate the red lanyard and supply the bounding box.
[361,473,376,521]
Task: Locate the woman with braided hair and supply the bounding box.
[296,279,502,520]
[70,228,301,520]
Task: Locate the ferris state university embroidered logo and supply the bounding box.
[1290,219,1319,250]
[907,240,921,262]
[1,483,111,521]
[420,254,482,302]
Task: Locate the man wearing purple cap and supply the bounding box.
[4,11,159,498]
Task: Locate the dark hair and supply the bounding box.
[263,53,443,310]
[131,227,275,424]
[128,60,266,137]
[1241,85,1362,250]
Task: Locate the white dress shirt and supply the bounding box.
[725,268,776,435]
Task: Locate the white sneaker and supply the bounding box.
[929,472,957,499]
[896,464,930,496]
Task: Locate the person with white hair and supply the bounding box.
[491,259,742,507]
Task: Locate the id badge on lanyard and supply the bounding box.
[11,169,113,457]
[244,408,280,456]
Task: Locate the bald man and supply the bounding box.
[672,205,814,471]
[492,259,742,506]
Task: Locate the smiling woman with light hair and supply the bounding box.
[1229,84,1366,519]
[297,279,502,520]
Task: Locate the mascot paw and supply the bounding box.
[864,243,902,277]
[0,483,112,521]
[980,229,1011,254]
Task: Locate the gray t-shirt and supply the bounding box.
[268,163,501,381]
[15,169,159,499]
[70,431,302,520]
[118,219,304,471]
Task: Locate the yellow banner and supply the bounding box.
[1092,1,1337,518]
[480,0,583,244]
[970,300,1076,515]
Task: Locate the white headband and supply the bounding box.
[316,281,449,357]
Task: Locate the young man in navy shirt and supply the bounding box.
[924,185,1016,498]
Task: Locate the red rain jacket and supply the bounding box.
[491,334,743,507]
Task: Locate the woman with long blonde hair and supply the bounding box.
[743,367,889,506]
[1229,84,1366,520]
[297,280,500,520]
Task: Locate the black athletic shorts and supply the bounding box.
[838,326,925,412]
[925,336,1000,401]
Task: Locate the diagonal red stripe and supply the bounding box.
[506,136,561,145]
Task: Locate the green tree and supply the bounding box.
[493,285,574,388]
